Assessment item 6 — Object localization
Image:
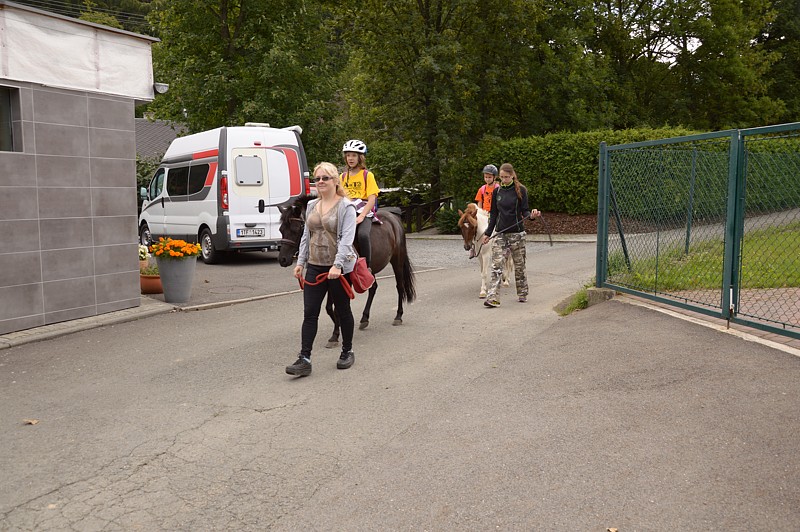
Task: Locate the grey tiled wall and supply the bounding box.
[0,82,140,335]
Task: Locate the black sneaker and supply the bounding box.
[337,350,354,370]
[286,356,312,376]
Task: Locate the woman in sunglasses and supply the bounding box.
[286,162,358,377]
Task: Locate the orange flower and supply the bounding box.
[149,237,201,259]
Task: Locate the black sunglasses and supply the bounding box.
[312,175,335,183]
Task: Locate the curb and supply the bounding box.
[407,233,597,243]
[0,269,446,350]
[0,298,175,350]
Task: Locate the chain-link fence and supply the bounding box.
[596,123,800,340]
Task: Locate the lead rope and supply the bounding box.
[470,214,553,259]
[298,272,355,299]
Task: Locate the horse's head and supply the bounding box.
[277,196,310,267]
[457,203,479,251]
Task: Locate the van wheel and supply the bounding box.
[200,228,223,264]
[139,223,152,247]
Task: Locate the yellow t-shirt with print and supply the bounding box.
[341,169,380,201]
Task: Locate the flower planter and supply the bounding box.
[156,256,197,304]
[140,274,163,294]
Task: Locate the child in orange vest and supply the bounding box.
[475,164,498,212]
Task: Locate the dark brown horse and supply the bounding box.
[278,195,416,347]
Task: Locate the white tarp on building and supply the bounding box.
[0,2,157,100]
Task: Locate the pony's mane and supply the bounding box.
[281,194,314,223]
[458,203,479,227]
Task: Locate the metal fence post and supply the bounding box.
[684,147,697,255]
[596,142,608,287]
[721,131,742,320]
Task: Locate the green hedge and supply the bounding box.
[444,127,697,215]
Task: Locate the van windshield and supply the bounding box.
[234,155,263,186]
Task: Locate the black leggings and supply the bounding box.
[301,264,354,357]
[356,216,373,267]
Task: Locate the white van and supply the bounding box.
[138,123,311,263]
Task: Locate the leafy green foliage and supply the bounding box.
[558,285,591,316]
[136,154,160,191]
[125,0,797,212]
[140,262,160,276]
[147,0,342,165]
[79,3,123,29]
[434,207,462,235]
[447,127,698,215]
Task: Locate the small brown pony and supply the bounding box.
[458,203,513,298]
[278,195,416,347]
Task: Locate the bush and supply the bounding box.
[444,127,697,215]
[434,207,462,234]
[136,154,160,191]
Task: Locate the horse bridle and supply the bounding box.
[280,216,304,249]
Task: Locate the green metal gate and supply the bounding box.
[596,122,800,340]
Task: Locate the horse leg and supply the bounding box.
[393,286,404,326]
[359,279,378,330]
[479,247,489,298]
[500,252,514,286]
[502,253,515,288]
[392,262,404,326]
[324,294,340,348]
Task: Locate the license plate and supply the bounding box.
[236,228,264,237]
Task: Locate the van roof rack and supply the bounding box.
[244,122,270,127]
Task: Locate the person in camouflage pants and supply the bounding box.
[486,232,528,303]
[481,163,541,307]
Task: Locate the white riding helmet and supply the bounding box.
[342,139,367,154]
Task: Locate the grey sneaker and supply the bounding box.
[518,295,527,303]
[337,350,355,369]
[286,356,312,376]
[484,299,500,308]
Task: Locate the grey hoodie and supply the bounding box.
[296,197,358,274]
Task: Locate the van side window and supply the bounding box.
[166,165,190,197]
[188,163,209,195]
[149,168,165,199]
[234,155,263,185]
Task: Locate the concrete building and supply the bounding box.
[0,1,158,334]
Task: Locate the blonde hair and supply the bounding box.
[313,161,347,197]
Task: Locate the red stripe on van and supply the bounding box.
[271,148,301,196]
[205,162,218,186]
[193,149,218,160]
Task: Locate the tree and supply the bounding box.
[147,0,341,163]
[335,0,549,198]
[669,0,784,129]
[79,2,123,29]
[761,0,800,121]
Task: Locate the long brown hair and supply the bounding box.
[499,163,525,199]
[342,153,366,171]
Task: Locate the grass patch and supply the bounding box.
[608,220,800,291]
[558,285,590,316]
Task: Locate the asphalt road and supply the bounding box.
[1,238,799,531]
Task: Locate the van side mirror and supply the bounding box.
[140,187,148,200]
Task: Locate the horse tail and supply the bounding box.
[398,233,416,303]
